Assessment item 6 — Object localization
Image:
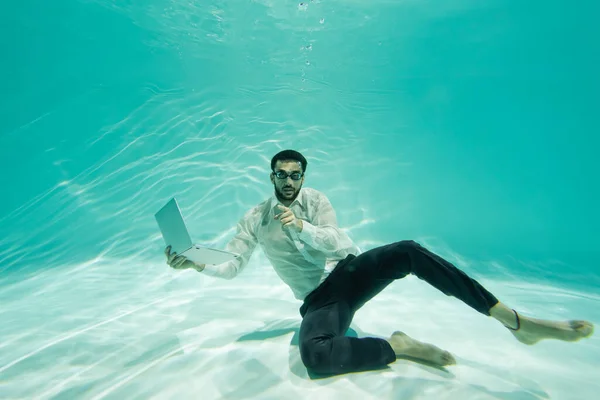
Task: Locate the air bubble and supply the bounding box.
[320,18,325,24]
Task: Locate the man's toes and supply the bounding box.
[565,320,593,340]
[439,350,453,365]
[443,351,456,365]
[576,321,594,337]
[571,320,585,329]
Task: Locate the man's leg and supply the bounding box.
[349,240,593,345]
[347,240,499,315]
[489,301,594,345]
[298,249,455,376]
[298,240,594,376]
[299,300,396,376]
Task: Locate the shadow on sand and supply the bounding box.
[235,318,549,399]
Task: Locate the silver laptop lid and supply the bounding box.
[155,198,193,254]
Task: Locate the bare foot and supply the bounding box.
[387,331,456,366]
[510,314,594,345]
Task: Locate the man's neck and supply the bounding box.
[275,193,296,207]
[278,198,293,207]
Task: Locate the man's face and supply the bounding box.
[270,160,305,202]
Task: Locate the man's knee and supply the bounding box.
[374,240,419,279]
[300,338,335,374]
[390,240,422,257]
[394,239,419,250]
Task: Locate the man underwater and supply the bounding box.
[165,149,594,375]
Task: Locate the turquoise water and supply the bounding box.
[1,0,599,398]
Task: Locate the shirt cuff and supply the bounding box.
[200,263,223,277]
[298,219,316,244]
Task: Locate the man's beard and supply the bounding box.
[275,185,299,202]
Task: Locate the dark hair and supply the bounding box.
[271,150,308,173]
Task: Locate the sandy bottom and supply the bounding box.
[0,257,598,399]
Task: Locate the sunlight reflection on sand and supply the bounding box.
[1,254,598,399]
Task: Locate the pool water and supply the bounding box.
[1,1,599,398]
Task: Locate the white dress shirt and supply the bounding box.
[202,187,362,300]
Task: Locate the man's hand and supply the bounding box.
[165,245,205,271]
[274,205,303,233]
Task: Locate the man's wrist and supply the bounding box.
[297,219,313,242]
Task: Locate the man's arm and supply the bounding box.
[200,207,259,279]
[296,194,357,257]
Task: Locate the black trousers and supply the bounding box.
[298,240,499,376]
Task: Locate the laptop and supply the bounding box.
[155,198,239,265]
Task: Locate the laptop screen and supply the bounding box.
[154,198,194,254]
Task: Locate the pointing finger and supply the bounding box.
[275,210,290,219]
